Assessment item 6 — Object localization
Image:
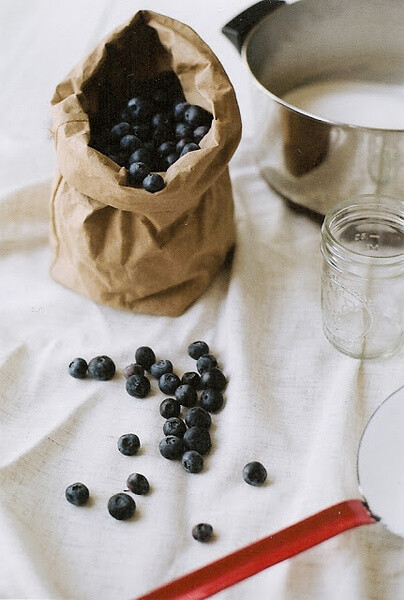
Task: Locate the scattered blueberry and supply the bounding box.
[184,105,212,128]
[180,142,200,157]
[127,97,154,122]
[193,125,209,144]
[182,450,204,473]
[142,173,165,193]
[185,407,212,429]
[196,354,217,374]
[188,341,209,360]
[200,388,224,413]
[163,417,186,438]
[132,123,150,141]
[150,359,173,379]
[159,436,184,460]
[173,101,190,122]
[242,461,267,487]
[123,363,144,379]
[117,433,140,456]
[110,122,131,140]
[192,523,213,542]
[200,368,226,391]
[87,355,116,381]
[108,493,136,520]
[128,147,152,164]
[126,374,151,398]
[119,134,142,153]
[175,122,193,140]
[68,357,88,379]
[135,347,156,370]
[181,371,200,389]
[183,426,211,455]
[176,138,193,154]
[159,372,181,395]
[65,482,89,506]
[126,472,149,495]
[174,384,197,407]
[165,152,179,168]
[157,141,176,157]
[159,397,181,419]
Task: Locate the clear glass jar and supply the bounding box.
[320,195,404,359]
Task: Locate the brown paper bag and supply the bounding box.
[49,10,241,317]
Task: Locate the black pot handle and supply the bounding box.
[222,0,285,53]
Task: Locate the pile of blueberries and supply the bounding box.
[67,341,267,532]
[89,70,213,193]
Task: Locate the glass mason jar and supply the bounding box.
[320,195,404,359]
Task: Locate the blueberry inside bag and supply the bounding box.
[49,10,241,316]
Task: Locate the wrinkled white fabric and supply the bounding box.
[0,2,403,600]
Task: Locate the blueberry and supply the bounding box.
[183,426,211,455]
[126,374,151,398]
[128,161,151,186]
[159,372,181,395]
[127,97,155,122]
[117,433,140,456]
[174,384,197,407]
[200,368,226,391]
[68,357,88,379]
[175,122,193,140]
[159,435,184,459]
[135,346,156,370]
[128,148,152,165]
[151,111,174,129]
[126,472,149,495]
[193,125,209,144]
[173,101,190,122]
[157,141,176,157]
[163,417,186,438]
[182,450,204,474]
[181,371,200,389]
[150,359,173,379]
[65,482,89,506]
[200,388,224,413]
[184,105,212,128]
[87,355,115,380]
[165,152,179,169]
[196,354,217,374]
[185,407,211,429]
[142,173,165,193]
[132,123,150,142]
[123,363,144,379]
[180,142,200,157]
[188,341,209,360]
[119,134,143,153]
[192,523,213,542]
[242,461,267,486]
[176,138,193,154]
[159,397,181,419]
[107,153,126,167]
[107,493,136,520]
[110,122,131,141]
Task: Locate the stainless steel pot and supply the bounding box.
[222,0,404,214]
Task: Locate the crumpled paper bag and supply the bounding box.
[49,10,241,316]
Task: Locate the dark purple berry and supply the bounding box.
[193,125,209,144]
[196,354,217,374]
[163,417,186,438]
[126,374,151,398]
[165,152,179,169]
[159,398,181,419]
[188,341,209,360]
[65,482,89,506]
[128,161,151,186]
[123,363,144,379]
[87,355,115,380]
[159,435,184,460]
[180,142,200,157]
[183,426,211,455]
[159,372,181,395]
[243,461,267,486]
[184,105,212,128]
[200,368,226,391]
[176,138,193,154]
[181,371,200,389]
[110,122,131,141]
[150,359,173,379]
[142,173,165,193]
[126,472,149,495]
[119,134,142,153]
[68,357,87,379]
[151,111,174,129]
[192,523,213,542]
[135,347,156,370]
[157,141,176,157]
[127,97,155,122]
[128,148,152,165]
[175,122,193,140]
[173,101,190,122]
[185,407,211,429]
[108,493,136,520]
[174,384,197,407]
[182,450,204,474]
[200,388,224,413]
[132,123,150,142]
[117,433,140,456]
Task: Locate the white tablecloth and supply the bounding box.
[0,2,403,599]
